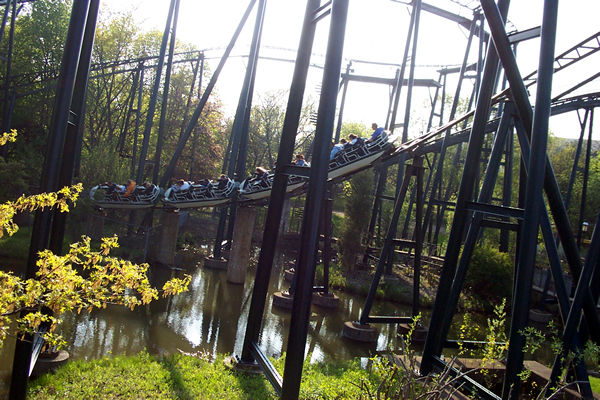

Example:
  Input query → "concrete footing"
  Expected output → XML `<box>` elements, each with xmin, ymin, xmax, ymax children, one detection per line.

<box><xmin>272</xmin><ymin>291</ymin><xmax>294</xmax><ymax>310</ymax></box>
<box><xmin>204</xmin><ymin>257</ymin><xmax>228</xmax><ymax>270</ymax></box>
<box><xmin>398</xmin><ymin>323</ymin><xmax>428</xmax><ymax>344</ymax></box>
<box><xmin>311</xmin><ymin>292</ymin><xmax>339</xmax><ymax>309</ymax></box>
<box><xmin>529</xmin><ymin>308</ymin><xmax>553</xmax><ymax>324</ymax></box>
<box><xmin>227</xmin><ymin>206</ymin><xmax>257</xmax><ymax>284</ymax></box>
<box><xmin>283</xmin><ymin>268</ymin><xmax>295</xmax><ymax>282</ymax></box>
<box><xmin>31</xmin><ymin>350</ymin><xmax>69</xmax><ymax>377</ymax></box>
<box><xmin>225</xmin><ymin>355</ymin><xmax>263</xmax><ymax>375</ymax></box>
<box><xmin>151</xmin><ymin>210</ymin><xmax>180</xmax><ymax>265</ymax></box>
<box><xmin>342</xmin><ymin>321</ymin><xmax>378</xmax><ymax>342</ymax></box>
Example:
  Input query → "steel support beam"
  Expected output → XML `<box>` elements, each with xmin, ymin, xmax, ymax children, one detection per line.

<box><xmin>281</xmin><ymin>3</ymin><xmax>348</xmax><ymax>397</ymax></box>
<box><xmin>153</xmin><ymin>0</ymin><xmax>180</xmax><ymax>183</ymax></box>
<box><xmin>421</xmin><ymin>0</ymin><xmax>507</xmax><ymax>376</ymax></box>
<box><xmin>11</xmin><ymin>2</ymin><xmax>93</xmax><ymax>398</ymax></box>
<box><xmin>241</xmin><ymin>0</ymin><xmax>321</xmax><ymax>368</ymax></box>
<box><xmin>160</xmin><ymin>0</ymin><xmax>257</xmax><ymax>187</ymax></box>
<box><xmin>136</xmin><ymin>0</ymin><xmax>176</xmax><ymax>183</ymax></box>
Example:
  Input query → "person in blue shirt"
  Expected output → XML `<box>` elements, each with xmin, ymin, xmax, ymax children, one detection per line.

<box><xmin>330</xmin><ymin>138</ymin><xmax>347</xmax><ymax>160</ymax></box>
<box><xmin>368</xmin><ymin>123</ymin><xmax>384</xmax><ymax>142</ymax></box>
<box><xmin>295</xmin><ymin>154</ymin><xmax>309</xmax><ymax>167</ymax></box>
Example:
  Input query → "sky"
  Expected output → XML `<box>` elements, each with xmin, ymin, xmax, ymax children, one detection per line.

<box><xmin>98</xmin><ymin>0</ymin><xmax>600</xmax><ymax>139</ymax></box>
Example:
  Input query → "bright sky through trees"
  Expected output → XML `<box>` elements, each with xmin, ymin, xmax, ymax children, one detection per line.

<box><xmin>100</xmin><ymin>0</ymin><xmax>600</xmax><ymax>139</ymax></box>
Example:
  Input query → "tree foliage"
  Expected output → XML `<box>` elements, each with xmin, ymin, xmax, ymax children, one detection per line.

<box><xmin>0</xmin><ymin>235</ymin><xmax>190</xmax><ymax>349</ymax></box>
<box><xmin>2</xmin><ymin>1</ymin><xmax>229</xmax><ymax>190</ymax></box>
<box><xmin>339</xmin><ymin>170</ymin><xmax>374</xmax><ymax>270</ymax></box>
<box><xmin>0</xmin><ymin>133</ymin><xmax>190</xmax><ymax>349</ymax></box>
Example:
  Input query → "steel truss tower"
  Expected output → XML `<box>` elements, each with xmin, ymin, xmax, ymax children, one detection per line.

<box><xmin>421</xmin><ymin>1</ymin><xmax>600</xmax><ymax>399</ymax></box>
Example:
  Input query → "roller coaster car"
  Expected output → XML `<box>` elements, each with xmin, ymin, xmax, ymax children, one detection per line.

<box><xmin>328</xmin><ymin>131</ymin><xmax>391</xmax><ymax>180</ymax></box>
<box><xmin>238</xmin><ymin>173</ymin><xmax>306</xmax><ymax>201</ymax></box>
<box><xmin>89</xmin><ymin>184</ymin><xmax>162</xmax><ymax>209</ymax></box>
<box><xmin>238</xmin><ymin>133</ymin><xmax>392</xmax><ymax>200</ymax></box>
<box><xmin>162</xmin><ymin>179</ymin><xmax>237</xmax><ymax>208</ymax></box>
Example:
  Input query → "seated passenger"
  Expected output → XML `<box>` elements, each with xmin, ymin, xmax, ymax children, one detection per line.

<box><xmin>295</xmin><ymin>154</ymin><xmax>309</xmax><ymax>167</ymax></box>
<box><xmin>102</xmin><ymin>181</ymin><xmax>120</xmax><ymax>200</ymax></box>
<box><xmin>123</xmin><ymin>179</ymin><xmax>136</xmax><ymax>197</ymax></box>
<box><xmin>329</xmin><ymin>138</ymin><xmax>347</xmax><ymax>160</ymax></box>
<box><xmin>367</xmin><ymin>123</ymin><xmax>385</xmax><ymax>142</ymax></box>
<box><xmin>216</xmin><ymin>174</ymin><xmax>230</xmax><ymax>190</ymax></box>
<box><xmin>252</xmin><ymin>167</ymin><xmax>269</xmax><ymax>187</ymax></box>
<box><xmin>103</xmin><ymin>181</ymin><xmax>116</xmax><ymax>192</ymax></box>
<box><xmin>254</xmin><ymin>167</ymin><xmax>268</xmax><ymax>180</ymax></box>
<box><xmin>197</xmin><ymin>178</ymin><xmax>210</xmax><ymax>188</ymax></box>
<box><xmin>171</xmin><ymin>179</ymin><xmax>191</xmax><ymax>192</ymax></box>
<box><xmin>345</xmin><ymin>134</ymin><xmax>364</xmax><ymax>150</ymax></box>
<box><xmin>141</xmin><ymin>181</ymin><xmax>154</xmax><ymax>195</ymax></box>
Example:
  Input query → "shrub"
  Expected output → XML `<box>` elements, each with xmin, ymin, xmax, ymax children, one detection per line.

<box><xmin>464</xmin><ymin>244</ymin><xmax>513</xmax><ymax>312</ymax></box>
<box><xmin>338</xmin><ymin>170</ymin><xmax>373</xmax><ymax>270</ymax></box>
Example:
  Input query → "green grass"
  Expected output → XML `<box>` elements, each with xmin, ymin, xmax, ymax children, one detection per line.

<box><xmin>28</xmin><ymin>352</ymin><xmax>382</xmax><ymax>400</ymax></box>
<box><xmin>591</xmin><ymin>376</ymin><xmax>600</xmax><ymax>394</ymax></box>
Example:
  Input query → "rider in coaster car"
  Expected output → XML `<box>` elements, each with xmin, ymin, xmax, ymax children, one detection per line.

<box><xmin>295</xmin><ymin>154</ymin><xmax>309</xmax><ymax>167</ymax></box>
<box><xmin>216</xmin><ymin>174</ymin><xmax>230</xmax><ymax>190</ymax></box>
<box><xmin>171</xmin><ymin>179</ymin><xmax>191</xmax><ymax>193</ymax></box>
<box><xmin>252</xmin><ymin>167</ymin><xmax>269</xmax><ymax>188</ymax></box>
<box><xmin>330</xmin><ymin>138</ymin><xmax>347</xmax><ymax>161</ymax></box>
<box><xmin>367</xmin><ymin>123</ymin><xmax>384</xmax><ymax>143</ymax></box>
<box><xmin>143</xmin><ymin>182</ymin><xmax>154</xmax><ymax>195</ymax></box>
<box><xmin>122</xmin><ymin>179</ymin><xmax>136</xmax><ymax>198</ymax></box>
<box><xmin>345</xmin><ymin>134</ymin><xmax>365</xmax><ymax>152</ymax></box>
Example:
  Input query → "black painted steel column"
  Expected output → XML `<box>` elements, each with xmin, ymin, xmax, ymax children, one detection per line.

<box><xmin>360</xmin><ymin>159</ymin><xmax>415</xmax><ymax>325</ymax></box>
<box><xmin>160</xmin><ymin>0</ymin><xmax>257</xmax><ymax>187</ymax></box>
<box><xmin>214</xmin><ymin>0</ymin><xmax>266</xmax><ymax>258</ymax></box>
<box><xmin>412</xmin><ymin>158</ymin><xmax>423</xmax><ymax>317</ymax></box>
<box><xmin>363</xmin><ymin>0</ymin><xmax>420</xmax><ymax>257</ymax></box>
<box><xmin>395</xmin><ymin>0</ymin><xmax>422</xmax><ymax>198</ymax></box>
<box><xmin>419</xmin><ymin>14</ymin><xmax>477</xmax><ymax>247</ymax></box>
<box><xmin>1</xmin><ymin>0</ymin><xmax>16</xmax><ymax>158</ymax></box>
<box><xmin>130</xmin><ymin>65</ymin><xmax>144</xmax><ymax>177</ymax></box>
<box><xmin>136</xmin><ymin>0</ymin><xmax>176</xmax><ymax>184</ymax></box>
<box><xmin>480</xmin><ymin>1</ymin><xmax>599</xmax><ymax>339</ymax></box>
<box><xmin>494</xmin><ymin>0</ymin><xmax>557</xmax><ymax>396</ymax></box>
<box><xmin>333</xmin><ymin>62</ymin><xmax>351</xmax><ymax>143</ymax></box>
<box><xmin>12</xmin><ymin>2</ymin><xmax>92</xmax><ymax>398</ymax></box>
<box><xmin>499</xmin><ymin>127</ymin><xmax>514</xmax><ymax>252</ymax></box>
<box><xmin>49</xmin><ymin>0</ymin><xmax>100</xmax><ymax>255</ymax></box>
<box><xmin>240</xmin><ymin>0</ymin><xmax>320</xmax><ymax>365</ymax></box>
<box><xmin>548</xmin><ymin>210</ymin><xmax>600</xmax><ymax>397</ymax></box>
<box><xmin>117</xmin><ymin>69</ymin><xmax>141</xmax><ymax>154</ymax></box>
<box><xmin>421</xmin><ymin>0</ymin><xmax>508</xmax><ymax>376</ymax></box>
<box><xmin>281</xmin><ymin>1</ymin><xmax>348</xmax><ymax>398</ymax></box>
<box><xmin>153</xmin><ymin>0</ymin><xmax>180</xmax><ymax>183</ymax></box>
<box><xmin>436</xmin><ymin>103</ymin><xmax>514</xmax><ymax>352</ymax></box>
<box><xmin>576</xmin><ymin>109</ymin><xmax>593</xmax><ymax>248</ymax></box>
<box><xmin>0</xmin><ymin>0</ymin><xmax>11</xmax><ymax>47</ymax></box>
<box><xmin>514</xmin><ymin>121</ymin><xmax>591</xmax><ymax>395</ymax></box>
<box><xmin>225</xmin><ymin>0</ymin><xmax>267</xmax><ymax>247</ymax></box>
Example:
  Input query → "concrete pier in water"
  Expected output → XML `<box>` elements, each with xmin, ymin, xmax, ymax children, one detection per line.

<box><xmin>227</xmin><ymin>206</ymin><xmax>257</xmax><ymax>284</ymax></box>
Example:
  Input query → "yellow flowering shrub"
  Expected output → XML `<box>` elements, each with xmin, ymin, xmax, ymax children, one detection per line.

<box><xmin>0</xmin><ymin>131</ymin><xmax>190</xmax><ymax>348</ymax></box>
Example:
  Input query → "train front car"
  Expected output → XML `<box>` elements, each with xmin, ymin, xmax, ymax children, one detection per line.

<box><xmin>89</xmin><ymin>184</ymin><xmax>162</xmax><ymax>209</ymax></box>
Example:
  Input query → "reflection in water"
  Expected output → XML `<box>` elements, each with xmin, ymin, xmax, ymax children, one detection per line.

<box><xmin>0</xmin><ymin>250</ymin><xmax>420</xmax><ymax>395</ymax></box>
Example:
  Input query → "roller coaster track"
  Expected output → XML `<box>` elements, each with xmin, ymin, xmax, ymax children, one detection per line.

<box><xmin>93</xmin><ymin>91</ymin><xmax>600</xmax><ymax>212</ymax></box>
<box><xmin>522</xmin><ymin>31</ymin><xmax>600</xmax><ymax>88</ymax></box>
<box><xmin>93</xmin><ymin>29</ymin><xmax>600</xmax><ymax>212</ymax></box>
<box><xmin>383</xmin><ymin>91</ymin><xmax>600</xmax><ymax>166</ymax></box>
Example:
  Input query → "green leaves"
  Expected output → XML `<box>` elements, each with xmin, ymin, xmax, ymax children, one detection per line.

<box><xmin>0</xmin><ymin>234</ymin><xmax>190</xmax><ymax>349</ymax></box>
